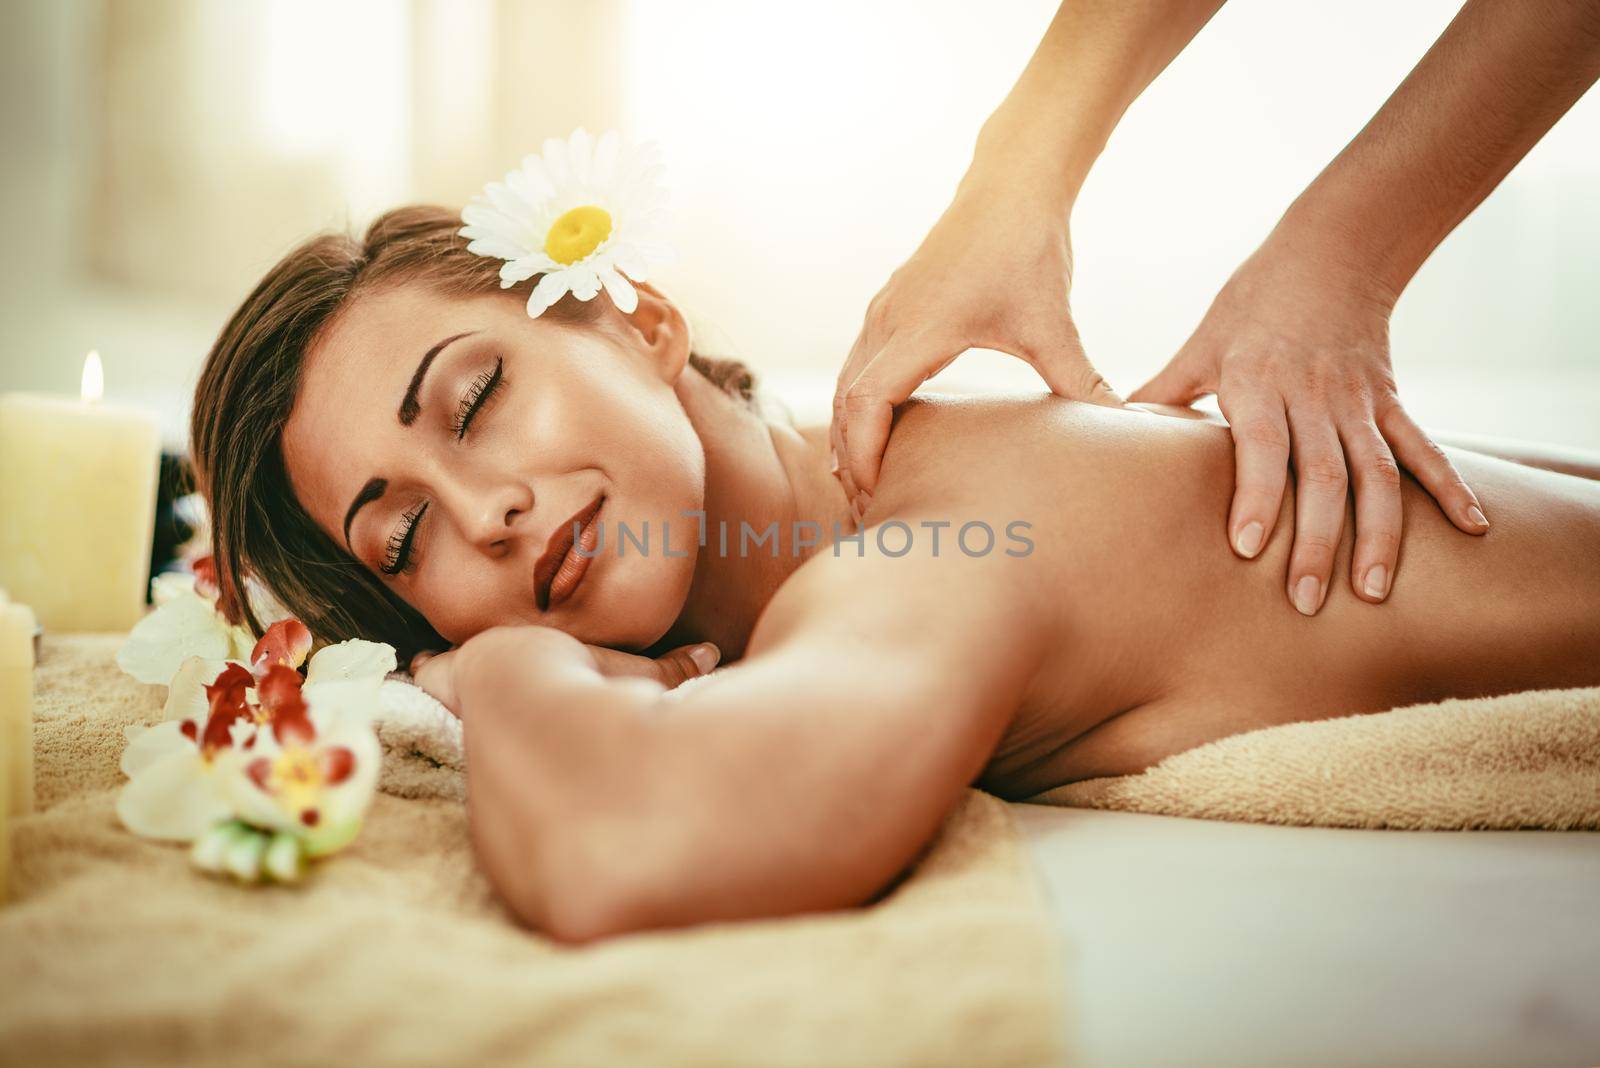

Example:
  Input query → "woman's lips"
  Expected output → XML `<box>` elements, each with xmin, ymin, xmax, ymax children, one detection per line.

<box><xmin>534</xmin><ymin>494</ymin><xmax>605</xmax><ymax>612</ymax></box>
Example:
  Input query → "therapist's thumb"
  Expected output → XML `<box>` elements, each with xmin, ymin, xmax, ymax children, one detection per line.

<box><xmin>1129</xmin><ymin>345</ymin><xmax>1211</xmax><ymax>405</ymax></box>
<box><xmin>1028</xmin><ymin>323</ymin><xmax>1124</xmax><ymax>407</ymax></box>
<box><xmin>841</xmin><ymin>334</ymin><xmax>950</xmax><ymax>495</ymax></box>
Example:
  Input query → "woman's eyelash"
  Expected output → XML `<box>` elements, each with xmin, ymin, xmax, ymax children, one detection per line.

<box><xmin>380</xmin><ymin>500</ymin><xmax>428</xmax><ymax>576</ymax></box>
<box><xmin>450</xmin><ymin>356</ymin><xmax>505</xmax><ymax>440</ymax></box>
<box><xmin>381</xmin><ymin>358</ymin><xmax>504</xmax><ymax>577</ymax></box>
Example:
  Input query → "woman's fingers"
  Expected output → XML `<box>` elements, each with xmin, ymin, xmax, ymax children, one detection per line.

<box><xmin>410</xmin><ymin>646</ymin><xmax>463</xmax><ymax>716</ymax></box>
<box><xmin>1217</xmin><ymin>384</ymin><xmax>1291</xmax><ymax>561</ymax></box>
<box><xmin>1284</xmin><ymin>413</ymin><xmax>1349</xmax><ymax>616</ymax></box>
<box><xmin>588</xmin><ymin>643</ymin><xmax>720</xmax><ymax>690</ymax></box>
<box><xmin>1339</xmin><ymin>418</ymin><xmax>1404</xmax><ymax>603</ymax></box>
<box><xmin>1379</xmin><ymin>404</ymin><xmax>1490</xmax><ymax>535</ymax></box>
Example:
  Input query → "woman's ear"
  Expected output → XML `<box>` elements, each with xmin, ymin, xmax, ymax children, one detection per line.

<box><xmin>617</xmin><ymin>281</ymin><xmax>690</xmax><ymax>383</ymax></box>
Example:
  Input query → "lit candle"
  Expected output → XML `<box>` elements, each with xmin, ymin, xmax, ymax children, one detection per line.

<box><xmin>0</xmin><ymin>352</ymin><xmax>162</xmax><ymax>631</ymax></box>
<box><xmin>0</xmin><ymin>588</ymin><xmax>36</xmax><ymax>903</ymax></box>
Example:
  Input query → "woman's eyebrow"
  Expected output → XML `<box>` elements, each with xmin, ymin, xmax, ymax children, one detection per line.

<box><xmin>398</xmin><ymin>330</ymin><xmax>479</xmax><ymax>426</ymax></box>
<box><xmin>342</xmin><ymin>330</ymin><xmax>481</xmax><ymax>552</ymax></box>
<box><xmin>343</xmin><ymin>477</ymin><xmax>388</xmax><ymax>551</ymax></box>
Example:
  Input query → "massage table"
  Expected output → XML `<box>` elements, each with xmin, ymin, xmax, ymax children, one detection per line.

<box><xmin>1015</xmin><ymin>804</ymin><xmax>1600</xmax><ymax>1066</ymax></box>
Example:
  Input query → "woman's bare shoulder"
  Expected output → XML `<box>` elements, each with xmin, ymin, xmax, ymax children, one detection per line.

<box><xmin>856</xmin><ymin>392</ymin><xmax>1229</xmax><ymax>518</ymax></box>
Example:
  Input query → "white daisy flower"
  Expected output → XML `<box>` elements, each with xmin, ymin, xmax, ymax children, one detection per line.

<box><xmin>459</xmin><ymin>127</ymin><xmax>676</xmax><ymax>319</ymax></box>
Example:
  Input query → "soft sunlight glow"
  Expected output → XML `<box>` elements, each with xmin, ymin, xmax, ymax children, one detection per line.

<box><xmin>620</xmin><ymin>0</ymin><xmax>1600</xmax><ymax>413</ymax></box>
<box><xmin>80</xmin><ymin>351</ymin><xmax>104</xmax><ymax>405</ymax></box>
<box><xmin>254</xmin><ymin>0</ymin><xmax>411</xmax><ymax>221</ymax></box>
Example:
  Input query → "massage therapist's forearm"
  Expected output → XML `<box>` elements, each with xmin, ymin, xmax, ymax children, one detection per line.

<box><xmin>970</xmin><ymin>0</ymin><xmax>1226</xmax><ymax>203</ymax></box>
<box><xmin>1271</xmin><ymin>0</ymin><xmax>1600</xmax><ymax>299</ymax></box>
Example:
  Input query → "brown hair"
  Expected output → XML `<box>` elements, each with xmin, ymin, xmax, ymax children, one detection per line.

<box><xmin>191</xmin><ymin>204</ymin><xmax>755</xmax><ymax>663</ymax></box>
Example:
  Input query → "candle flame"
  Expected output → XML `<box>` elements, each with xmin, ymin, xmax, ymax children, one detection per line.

<box><xmin>81</xmin><ymin>350</ymin><xmax>104</xmax><ymax>404</ymax></box>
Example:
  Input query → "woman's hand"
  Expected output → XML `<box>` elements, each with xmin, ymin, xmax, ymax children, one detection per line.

<box><xmin>830</xmin><ymin>174</ymin><xmax>1124</xmax><ymax>513</ymax></box>
<box><xmin>1130</xmin><ymin>231</ymin><xmax>1489</xmax><ymax>615</ymax></box>
<box><xmin>409</xmin><ymin>628</ymin><xmax>719</xmax><ymax>717</ymax></box>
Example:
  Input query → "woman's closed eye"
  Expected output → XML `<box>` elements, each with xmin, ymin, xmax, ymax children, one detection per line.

<box><xmin>381</xmin><ymin>356</ymin><xmax>509</xmax><ymax>576</ymax></box>
<box><xmin>381</xmin><ymin>500</ymin><xmax>428</xmax><ymax>576</ymax></box>
<box><xmin>450</xmin><ymin>355</ymin><xmax>505</xmax><ymax>440</ymax></box>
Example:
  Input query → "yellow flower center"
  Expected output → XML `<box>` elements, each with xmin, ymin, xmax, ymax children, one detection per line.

<box><xmin>543</xmin><ymin>205</ymin><xmax>612</xmax><ymax>265</ymax></box>
<box><xmin>266</xmin><ymin>748</ymin><xmax>324</xmax><ymax>811</ymax></box>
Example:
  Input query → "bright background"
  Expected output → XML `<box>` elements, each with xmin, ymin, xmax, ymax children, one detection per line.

<box><xmin>2</xmin><ymin>0</ymin><xmax>1597</xmax><ymax>450</ymax></box>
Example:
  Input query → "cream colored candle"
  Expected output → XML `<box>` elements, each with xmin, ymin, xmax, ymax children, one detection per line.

<box><xmin>0</xmin><ymin>723</ymin><xmax>8</xmax><ymax>903</ymax></box>
<box><xmin>1</xmin><ymin>588</ymin><xmax>36</xmax><ymax>902</ymax></box>
<box><xmin>0</xmin><ymin>352</ymin><xmax>162</xmax><ymax>632</ymax></box>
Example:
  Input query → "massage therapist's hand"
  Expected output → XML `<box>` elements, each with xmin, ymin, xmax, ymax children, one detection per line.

<box><xmin>410</xmin><ymin>627</ymin><xmax>719</xmax><ymax>717</ymax></box>
<box><xmin>1130</xmin><ymin>231</ymin><xmax>1489</xmax><ymax>615</ymax></box>
<box><xmin>831</xmin><ymin>168</ymin><xmax>1124</xmax><ymax>509</ymax></box>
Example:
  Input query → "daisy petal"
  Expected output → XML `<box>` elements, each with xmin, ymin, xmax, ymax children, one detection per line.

<box><xmin>542</xmin><ymin>135</ymin><xmax>571</xmax><ymax>189</ymax></box>
<box><xmin>568</xmin><ymin>127</ymin><xmax>592</xmax><ymax>187</ymax></box>
<box><xmin>527</xmin><ymin>271</ymin><xmax>572</xmax><ymax>317</ymax></box>
<box><xmin>508</xmin><ymin>163</ymin><xmax>555</xmax><ymax>204</ymax></box>
<box><xmin>598</xmin><ymin>267</ymin><xmax>638</xmax><ymax>313</ymax></box>
<box><xmin>568</xmin><ymin>268</ymin><xmax>603</xmax><ymax>302</ymax></box>
<box><xmin>500</xmin><ymin>255</ymin><xmax>547</xmax><ymax>287</ymax></box>
<box><xmin>461</xmin><ymin>202</ymin><xmax>517</xmax><ymax>233</ymax></box>
<box><xmin>463</xmin><ymin>233</ymin><xmax>531</xmax><ymax>263</ymax></box>
<box><xmin>608</xmin><ymin>241</ymin><xmax>651</xmax><ymax>282</ymax></box>
<box><xmin>592</xmin><ymin>130</ymin><xmax>619</xmax><ymax>188</ymax></box>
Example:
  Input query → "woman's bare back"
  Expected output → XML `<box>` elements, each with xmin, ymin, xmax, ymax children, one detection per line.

<box><xmin>858</xmin><ymin>393</ymin><xmax>1600</xmax><ymax>796</ymax></box>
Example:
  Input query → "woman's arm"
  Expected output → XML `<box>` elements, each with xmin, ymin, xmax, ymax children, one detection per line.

<box><xmin>447</xmin><ymin>551</ymin><xmax>1044</xmax><ymax>943</ymax></box>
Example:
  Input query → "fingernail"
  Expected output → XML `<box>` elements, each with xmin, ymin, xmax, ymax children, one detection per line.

<box><xmin>1363</xmin><ymin>563</ymin><xmax>1388</xmax><ymax>600</ymax></box>
<box><xmin>1466</xmin><ymin>505</ymin><xmax>1489</xmax><ymax>529</ymax></box>
<box><xmin>829</xmin><ymin>448</ymin><xmax>840</xmax><ymax>475</ymax></box>
<box><xmin>1292</xmin><ymin>575</ymin><xmax>1321</xmax><ymax>616</ymax></box>
<box><xmin>688</xmin><ymin>644</ymin><xmax>720</xmax><ymax>674</ymax></box>
<box><xmin>1233</xmin><ymin>521</ymin><xmax>1264</xmax><ymax>559</ymax></box>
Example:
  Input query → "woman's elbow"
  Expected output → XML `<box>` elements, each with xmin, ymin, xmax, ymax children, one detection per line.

<box><xmin>476</xmin><ymin>800</ymin><xmax>922</xmax><ymax>942</ymax></box>
<box><xmin>478</xmin><ymin>817</ymin><xmax>685</xmax><ymax>944</ymax></box>
<box><xmin>491</xmin><ymin>844</ymin><xmax>893</xmax><ymax>944</ymax></box>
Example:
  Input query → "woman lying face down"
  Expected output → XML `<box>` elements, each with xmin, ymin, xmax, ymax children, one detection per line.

<box><xmin>195</xmin><ymin>206</ymin><xmax>1600</xmax><ymax>942</ymax></box>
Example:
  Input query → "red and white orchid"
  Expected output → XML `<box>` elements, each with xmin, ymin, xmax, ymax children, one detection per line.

<box><xmin>116</xmin><ymin>555</ymin><xmax>284</xmax><ymax>686</ymax></box>
<box><xmin>116</xmin><ymin>567</ymin><xmax>397</xmax><ymax>884</ymax></box>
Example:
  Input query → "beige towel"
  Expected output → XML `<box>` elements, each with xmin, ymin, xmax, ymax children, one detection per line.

<box><xmin>1031</xmin><ymin>686</ymin><xmax>1600</xmax><ymax>830</ymax></box>
<box><xmin>1</xmin><ymin>635</ymin><xmax>1065</xmax><ymax>1068</ymax></box>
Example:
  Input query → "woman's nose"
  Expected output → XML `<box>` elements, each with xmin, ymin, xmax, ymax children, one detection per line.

<box><xmin>451</xmin><ymin>478</ymin><xmax>534</xmax><ymax>552</ymax></box>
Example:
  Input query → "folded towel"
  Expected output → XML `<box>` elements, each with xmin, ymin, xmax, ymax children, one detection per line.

<box><xmin>372</xmin><ymin>674</ymin><xmax>465</xmax><ymax>801</ymax></box>
<box><xmin>2</xmin><ymin>635</ymin><xmax>1065</xmax><ymax>1068</ymax></box>
<box><xmin>370</xmin><ymin>666</ymin><xmax>724</xmax><ymax>802</ymax></box>
<box><xmin>1029</xmin><ymin>686</ymin><xmax>1600</xmax><ymax>830</ymax></box>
